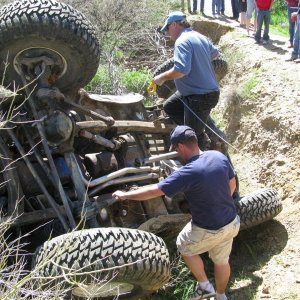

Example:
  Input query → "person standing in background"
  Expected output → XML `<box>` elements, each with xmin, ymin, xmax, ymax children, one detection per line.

<box><xmin>246</xmin><ymin>0</ymin><xmax>257</xmax><ymax>36</ymax></box>
<box><xmin>213</xmin><ymin>0</ymin><xmax>222</xmax><ymax>17</ymax></box>
<box><xmin>231</xmin><ymin>0</ymin><xmax>240</xmax><ymax>20</ymax></box>
<box><xmin>239</xmin><ymin>0</ymin><xmax>247</xmax><ymax>27</ymax></box>
<box><xmin>254</xmin><ymin>0</ymin><xmax>274</xmax><ymax>44</ymax></box>
<box><xmin>193</xmin><ymin>0</ymin><xmax>205</xmax><ymax>14</ymax></box>
<box><xmin>221</xmin><ymin>0</ymin><xmax>226</xmax><ymax>15</ymax></box>
<box><xmin>286</xmin><ymin>0</ymin><xmax>299</xmax><ymax>47</ymax></box>
<box><xmin>287</xmin><ymin>1</ymin><xmax>300</xmax><ymax>61</ymax></box>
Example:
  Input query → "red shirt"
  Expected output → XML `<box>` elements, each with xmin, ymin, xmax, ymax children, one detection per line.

<box><xmin>256</xmin><ymin>0</ymin><xmax>273</xmax><ymax>9</ymax></box>
<box><xmin>286</xmin><ymin>0</ymin><xmax>298</xmax><ymax>8</ymax></box>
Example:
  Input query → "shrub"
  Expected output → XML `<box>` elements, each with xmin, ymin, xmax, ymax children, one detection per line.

<box><xmin>85</xmin><ymin>66</ymin><xmax>114</xmax><ymax>94</ymax></box>
<box><xmin>121</xmin><ymin>69</ymin><xmax>152</xmax><ymax>95</ymax></box>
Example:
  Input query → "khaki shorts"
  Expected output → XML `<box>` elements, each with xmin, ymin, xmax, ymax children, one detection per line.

<box><xmin>176</xmin><ymin>215</ymin><xmax>240</xmax><ymax>265</ymax></box>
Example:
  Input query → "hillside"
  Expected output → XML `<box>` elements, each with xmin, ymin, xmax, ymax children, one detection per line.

<box><xmin>210</xmin><ymin>19</ymin><xmax>300</xmax><ymax>300</ymax></box>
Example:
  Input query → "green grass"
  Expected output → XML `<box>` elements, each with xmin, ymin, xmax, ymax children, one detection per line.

<box><xmin>211</xmin><ymin>111</ymin><xmax>226</xmax><ymax>131</ymax></box>
<box><xmin>270</xmin><ymin>0</ymin><xmax>289</xmax><ymax>36</ymax></box>
<box><xmin>121</xmin><ymin>68</ymin><xmax>152</xmax><ymax>95</ymax></box>
<box><xmin>85</xmin><ymin>66</ymin><xmax>113</xmax><ymax>94</ymax></box>
<box><xmin>158</xmin><ymin>254</ymin><xmax>215</xmax><ymax>300</ymax></box>
<box><xmin>241</xmin><ymin>73</ymin><xmax>259</xmax><ymax>99</ymax></box>
<box><xmin>85</xmin><ymin>66</ymin><xmax>152</xmax><ymax>96</ymax></box>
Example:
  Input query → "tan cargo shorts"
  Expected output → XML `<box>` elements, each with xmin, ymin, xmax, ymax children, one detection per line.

<box><xmin>176</xmin><ymin>215</ymin><xmax>240</xmax><ymax>265</ymax></box>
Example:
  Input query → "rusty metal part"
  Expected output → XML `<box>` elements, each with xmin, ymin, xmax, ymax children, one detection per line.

<box><xmin>20</xmin><ymin>70</ymin><xmax>76</xmax><ymax>229</ymax></box>
<box><xmin>64</xmin><ymin>152</ymin><xmax>98</xmax><ymax>228</ymax></box>
<box><xmin>18</xmin><ymin>55</ymin><xmax>55</xmax><ymax>70</ymax></box>
<box><xmin>0</xmin><ymin>136</ymin><xmax>24</xmax><ymax>216</ymax></box>
<box><xmin>76</xmin><ymin>120</ymin><xmax>174</xmax><ymax>134</ymax></box>
<box><xmin>94</xmin><ymin>194</ymin><xmax>119</xmax><ymax>210</ymax></box>
<box><xmin>64</xmin><ymin>98</ymin><xmax>115</xmax><ymax>126</ymax></box>
<box><xmin>7</xmin><ymin>128</ymin><xmax>70</xmax><ymax>231</ymax></box>
<box><xmin>36</xmin><ymin>87</ymin><xmax>65</xmax><ymax>102</ymax></box>
<box><xmin>76</xmin><ymin>159</ymin><xmax>157</xmax><ymax>188</ymax></box>
<box><xmin>89</xmin><ymin>172</ymin><xmax>160</xmax><ymax>197</ymax></box>
<box><xmin>43</xmin><ymin>110</ymin><xmax>74</xmax><ymax>146</ymax></box>
<box><xmin>84</xmin><ymin>152</ymin><xmax>118</xmax><ymax>179</ymax></box>
<box><xmin>79</xmin><ymin>130</ymin><xmax>121</xmax><ymax>150</ymax></box>
<box><xmin>140</xmin><ymin>151</ymin><xmax>178</xmax><ymax>165</ymax></box>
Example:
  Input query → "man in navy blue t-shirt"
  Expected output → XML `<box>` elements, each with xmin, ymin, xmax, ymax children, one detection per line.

<box><xmin>112</xmin><ymin>126</ymin><xmax>240</xmax><ymax>300</ymax></box>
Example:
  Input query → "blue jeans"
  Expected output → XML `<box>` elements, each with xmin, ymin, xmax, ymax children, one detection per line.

<box><xmin>231</xmin><ymin>0</ymin><xmax>239</xmax><ymax>18</ymax></box>
<box><xmin>255</xmin><ymin>9</ymin><xmax>271</xmax><ymax>42</ymax></box>
<box><xmin>193</xmin><ymin>0</ymin><xmax>205</xmax><ymax>12</ymax></box>
<box><xmin>212</xmin><ymin>0</ymin><xmax>221</xmax><ymax>15</ymax></box>
<box><xmin>246</xmin><ymin>0</ymin><xmax>257</xmax><ymax>19</ymax></box>
<box><xmin>288</xmin><ymin>7</ymin><xmax>298</xmax><ymax>45</ymax></box>
<box><xmin>221</xmin><ymin>0</ymin><xmax>225</xmax><ymax>13</ymax></box>
<box><xmin>292</xmin><ymin>16</ymin><xmax>300</xmax><ymax>58</ymax></box>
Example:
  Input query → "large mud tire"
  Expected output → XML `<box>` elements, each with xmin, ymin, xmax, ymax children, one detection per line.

<box><xmin>32</xmin><ymin>227</ymin><xmax>170</xmax><ymax>298</ymax></box>
<box><xmin>237</xmin><ymin>188</ymin><xmax>282</xmax><ymax>231</ymax></box>
<box><xmin>0</xmin><ymin>0</ymin><xmax>100</xmax><ymax>93</ymax></box>
<box><xmin>154</xmin><ymin>58</ymin><xmax>228</xmax><ymax>99</ymax></box>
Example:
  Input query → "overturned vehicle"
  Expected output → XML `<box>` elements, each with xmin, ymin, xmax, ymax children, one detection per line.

<box><xmin>0</xmin><ymin>0</ymin><xmax>282</xmax><ymax>298</ymax></box>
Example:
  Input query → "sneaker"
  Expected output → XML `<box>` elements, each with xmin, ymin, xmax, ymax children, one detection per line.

<box><xmin>216</xmin><ymin>293</ymin><xmax>228</xmax><ymax>300</ymax></box>
<box><xmin>294</xmin><ymin>58</ymin><xmax>300</xmax><ymax>63</ymax></box>
<box><xmin>262</xmin><ymin>39</ymin><xmax>268</xmax><ymax>45</ymax></box>
<box><xmin>189</xmin><ymin>286</ymin><xmax>216</xmax><ymax>300</ymax></box>
<box><xmin>285</xmin><ymin>56</ymin><xmax>297</xmax><ymax>62</ymax></box>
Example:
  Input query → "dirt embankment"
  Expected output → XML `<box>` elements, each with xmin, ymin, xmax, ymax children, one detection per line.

<box><xmin>211</xmin><ymin>20</ymin><xmax>300</xmax><ymax>300</ymax></box>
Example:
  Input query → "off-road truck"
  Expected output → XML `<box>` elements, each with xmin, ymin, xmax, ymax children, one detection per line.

<box><xmin>0</xmin><ymin>0</ymin><xmax>282</xmax><ymax>298</ymax></box>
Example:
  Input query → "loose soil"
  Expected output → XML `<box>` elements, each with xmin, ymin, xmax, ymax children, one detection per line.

<box><xmin>203</xmin><ymin>16</ymin><xmax>300</xmax><ymax>300</ymax></box>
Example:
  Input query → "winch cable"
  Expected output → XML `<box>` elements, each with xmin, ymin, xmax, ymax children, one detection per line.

<box><xmin>156</xmin><ymin>83</ymin><xmax>300</xmax><ymax>195</ymax></box>
<box><xmin>179</xmin><ymin>97</ymin><xmax>240</xmax><ymax>153</ymax></box>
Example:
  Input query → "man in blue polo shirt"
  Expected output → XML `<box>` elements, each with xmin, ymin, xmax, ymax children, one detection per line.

<box><xmin>112</xmin><ymin>126</ymin><xmax>240</xmax><ymax>300</ymax></box>
<box><xmin>154</xmin><ymin>11</ymin><xmax>220</xmax><ymax>151</ymax></box>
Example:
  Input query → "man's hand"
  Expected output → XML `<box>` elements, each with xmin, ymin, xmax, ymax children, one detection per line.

<box><xmin>154</xmin><ymin>74</ymin><xmax>166</xmax><ymax>86</ymax></box>
<box><xmin>112</xmin><ymin>185</ymin><xmax>164</xmax><ymax>202</ymax></box>
<box><xmin>154</xmin><ymin>67</ymin><xmax>185</xmax><ymax>87</ymax></box>
<box><xmin>112</xmin><ymin>190</ymin><xmax>127</xmax><ymax>201</ymax></box>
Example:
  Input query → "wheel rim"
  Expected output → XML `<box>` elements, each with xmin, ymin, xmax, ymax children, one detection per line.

<box><xmin>72</xmin><ymin>281</ymin><xmax>134</xmax><ymax>298</ymax></box>
<box><xmin>13</xmin><ymin>47</ymin><xmax>67</xmax><ymax>80</ymax></box>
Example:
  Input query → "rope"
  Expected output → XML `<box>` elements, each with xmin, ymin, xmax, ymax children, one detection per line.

<box><xmin>159</xmin><ymin>84</ymin><xmax>300</xmax><ymax>195</ymax></box>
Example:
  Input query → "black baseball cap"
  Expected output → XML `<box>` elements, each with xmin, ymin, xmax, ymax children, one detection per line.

<box><xmin>170</xmin><ymin>125</ymin><xmax>197</xmax><ymax>150</ymax></box>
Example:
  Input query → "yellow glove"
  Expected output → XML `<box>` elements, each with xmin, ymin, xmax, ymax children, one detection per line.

<box><xmin>147</xmin><ymin>81</ymin><xmax>157</xmax><ymax>95</ymax></box>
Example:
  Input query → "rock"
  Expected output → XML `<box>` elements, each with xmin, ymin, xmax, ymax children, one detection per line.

<box><xmin>262</xmin><ymin>286</ymin><xmax>270</xmax><ymax>294</ymax></box>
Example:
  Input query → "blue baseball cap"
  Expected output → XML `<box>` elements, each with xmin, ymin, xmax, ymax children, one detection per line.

<box><xmin>161</xmin><ymin>11</ymin><xmax>186</xmax><ymax>32</ymax></box>
<box><xmin>170</xmin><ymin>125</ymin><xmax>197</xmax><ymax>147</ymax></box>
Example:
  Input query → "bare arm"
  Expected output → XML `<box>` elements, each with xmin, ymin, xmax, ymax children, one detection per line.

<box><xmin>229</xmin><ymin>177</ymin><xmax>237</xmax><ymax>196</ymax></box>
<box><xmin>112</xmin><ymin>184</ymin><xmax>165</xmax><ymax>201</ymax></box>
<box><xmin>153</xmin><ymin>67</ymin><xmax>185</xmax><ymax>86</ymax></box>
